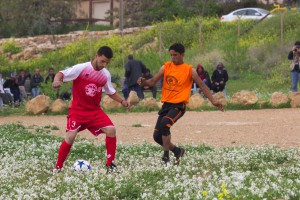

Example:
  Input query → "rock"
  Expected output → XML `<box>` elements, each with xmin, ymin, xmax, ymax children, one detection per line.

<box><xmin>187</xmin><ymin>93</ymin><xmax>205</xmax><ymax>109</ymax></box>
<box><xmin>207</xmin><ymin>92</ymin><xmax>227</xmax><ymax>106</ymax></box>
<box><xmin>140</xmin><ymin>97</ymin><xmax>158</xmax><ymax>108</ymax></box>
<box><xmin>127</xmin><ymin>91</ymin><xmax>139</xmax><ymax>106</ymax></box>
<box><xmin>26</xmin><ymin>95</ymin><xmax>50</xmax><ymax>114</ymax></box>
<box><xmin>270</xmin><ymin>92</ymin><xmax>289</xmax><ymax>106</ymax></box>
<box><xmin>288</xmin><ymin>92</ymin><xmax>300</xmax><ymax>108</ymax></box>
<box><xmin>102</xmin><ymin>95</ymin><xmax>122</xmax><ymax>109</ymax></box>
<box><xmin>51</xmin><ymin>99</ymin><xmax>68</xmax><ymax>112</ymax></box>
<box><xmin>230</xmin><ymin>90</ymin><xmax>258</xmax><ymax>105</ymax></box>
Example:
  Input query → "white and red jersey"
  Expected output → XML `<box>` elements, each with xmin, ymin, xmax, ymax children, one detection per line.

<box><xmin>60</xmin><ymin>62</ymin><xmax>116</xmax><ymax>111</ymax></box>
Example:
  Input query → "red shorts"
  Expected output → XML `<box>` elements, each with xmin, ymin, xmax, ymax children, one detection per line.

<box><xmin>66</xmin><ymin>109</ymin><xmax>114</xmax><ymax>136</ymax></box>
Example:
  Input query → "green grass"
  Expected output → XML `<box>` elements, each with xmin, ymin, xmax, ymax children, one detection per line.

<box><xmin>1</xmin><ymin>123</ymin><xmax>300</xmax><ymax>199</ymax></box>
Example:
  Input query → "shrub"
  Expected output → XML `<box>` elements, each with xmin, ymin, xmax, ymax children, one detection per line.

<box><xmin>2</xmin><ymin>40</ymin><xmax>22</xmax><ymax>54</ymax></box>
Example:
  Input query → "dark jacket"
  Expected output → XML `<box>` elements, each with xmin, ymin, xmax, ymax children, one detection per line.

<box><xmin>288</xmin><ymin>51</ymin><xmax>300</xmax><ymax>72</ymax></box>
<box><xmin>211</xmin><ymin>69</ymin><xmax>228</xmax><ymax>92</ymax></box>
<box><xmin>30</xmin><ymin>75</ymin><xmax>44</xmax><ymax>88</ymax></box>
<box><xmin>125</xmin><ymin>60</ymin><xmax>147</xmax><ymax>87</ymax></box>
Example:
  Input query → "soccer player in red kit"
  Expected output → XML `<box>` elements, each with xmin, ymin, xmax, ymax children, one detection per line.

<box><xmin>52</xmin><ymin>46</ymin><xmax>130</xmax><ymax>173</ymax></box>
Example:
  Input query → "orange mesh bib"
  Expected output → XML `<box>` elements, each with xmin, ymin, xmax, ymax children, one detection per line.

<box><xmin>161</xmin><ymin>62</ymin><xmax>193</xmax><ymax>104</ymax></box>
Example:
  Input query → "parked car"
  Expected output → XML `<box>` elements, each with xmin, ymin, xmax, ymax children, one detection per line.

<box><xmin>221</xmin><ymin>8</ymin><xmax>272</xmax><ymax>22</ymax></box>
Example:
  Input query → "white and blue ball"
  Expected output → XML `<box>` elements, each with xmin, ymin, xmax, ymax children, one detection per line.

<box><xmin>73</xmin><ymin>160</ymin><xmax>91</xmax><ymax>173</ymax></box>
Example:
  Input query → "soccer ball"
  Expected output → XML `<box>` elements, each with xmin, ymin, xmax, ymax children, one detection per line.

<box><xmin>73</xmin><ymin>160</ymin><xmax>91</xmax><ymax>173</ymax></box>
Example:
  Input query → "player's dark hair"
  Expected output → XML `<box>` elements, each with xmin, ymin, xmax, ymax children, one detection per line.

<box><xmin>97</xmin><ymin>46</ymin><xmax>113</xmax><ymax>59</ymax></box>
<box><xmin>169</xmin><ymin>43</ymin><xmax>185</xmax><ymax>54</ymax></box>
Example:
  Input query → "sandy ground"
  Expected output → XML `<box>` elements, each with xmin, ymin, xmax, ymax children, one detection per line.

<box><xmin>1</xmin><ymin>108</ymin><xmax>300</xmax><ymax>148</ymax></box>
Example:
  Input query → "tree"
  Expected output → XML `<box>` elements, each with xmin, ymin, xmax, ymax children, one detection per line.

<box><xmin>0</xmin><ymin>0</ymin><xmax>80</xmax><ymax>37</ymax></box>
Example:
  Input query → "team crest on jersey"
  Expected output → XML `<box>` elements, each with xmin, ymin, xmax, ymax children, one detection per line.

<box><xmin>85</xmin><ymin>83</ymin><xmax>98</xmax><ymax>97</ymax></box>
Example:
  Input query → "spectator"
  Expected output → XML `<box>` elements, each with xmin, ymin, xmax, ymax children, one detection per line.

<box><xmin>0</xmin><ymin>73</ymin><xmax>4</xmax><ymax>108</ymax></box>
<box><xmin>288</xmin><ymin>41</ymin><xmax>300</xmax><ymax>92</ymax></box>
<box><xmin>45</xmin><ymin>67</ymin><xmax>55</xmax><ymax>84</ymax></box>
<box><xmin>125</xmin><ymin>54</ymin><xmax>147</xmax><ymax>99</ymax></box>
<box><xmin>211</xmin><ymin>62</ymin><xmax>229</xmax><ymax>94</ymax></box>
<box><xmin>121</xmin><ymin>77</ymin><xmax>129</xmax><ymax>100</ymax></box>
<box><xmin>3</xmin><ymin>72</ymin><xmax>20</xmax><ymax>106</ymax></box>
<box><xmin>30</xmin><ymin>68</ymin><xmax>44</xmax><ymax>98</ymax></box>
<box><xmin>195</xmin><ymin>64</ymin><xmax>211</xmax><ymax>90</ymax></box>
<box><xmin>142</xmin><ymin>68</ymin><xmax>157</xmax><ymax>99</ymax></box>
<box><xmin>18</xmin><ymin>69</ymin><xmax>31</xmax><ymax>101</ymax></box>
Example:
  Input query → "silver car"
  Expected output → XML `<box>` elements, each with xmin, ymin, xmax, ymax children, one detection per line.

<box><xmin>221</xmin><ymin>8</ymin><xmax>272</xmax><ymax>22</ymax></box>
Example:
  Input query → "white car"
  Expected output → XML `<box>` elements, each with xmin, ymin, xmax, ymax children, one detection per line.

<box><xmin>220</xmin><ymin>8</ymin><xmax>272</xmax><ymax>22</ymax></box>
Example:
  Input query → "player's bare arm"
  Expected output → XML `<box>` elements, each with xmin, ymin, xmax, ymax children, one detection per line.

<box><xmin>108</xmin><ymin>92</ymin><xmax>131</xmax><ymax>109</ymax></box>
<box><xmin>52</xmin><ymin>72</ymin><xmax>63</xmax><ymax>88</ymax></box>
<box><xmin>137</xmin><ymin>65</ymin><xmax>164</xmax><ymax>86</ymax></box>
<box><xmin>192</xmin><ymin>69</ymin><xmax>224</xmax><ymax>111</ymax></box>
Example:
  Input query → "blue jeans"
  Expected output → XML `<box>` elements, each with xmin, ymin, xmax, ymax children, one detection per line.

<box><xmin>291</xmin><ymin>71</ymin><xmax>300</xmax><ymax>92</ymax></box>
<box><xmin>128</xmin><ymin>84</ymin><xmax>144</xmax><ymax>99</ymax></box>
<box><xmin>31</xmin><ymin>87</ymin><xmax>41</xmax><ymax>98</ymax></box>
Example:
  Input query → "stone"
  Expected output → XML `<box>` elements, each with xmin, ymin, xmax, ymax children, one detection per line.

<box><xmin>230</xmin><ymin>90</ymin><xmax>258</xmax><ymax>105</ymax></box>
<box><xmin>270</xmin><ymin>92</ymin><xmax>289</xmax><ymax>106</ymax></box>
<box><xmin>51</xmin><ymin>99</ymin><xmax>68</xmax><ymax>112</ymax></box>
<box><xmin>288</xmin><ymin>92</ymin><xmax>300</xmax><ymax>108</ymax></box>
<box><xmin>25</xmin><ymin>95</ymin><xmax>50</xmax><ymax>114</ymax></box>
<box><xmin>140</xmin><ymin>97</ymin><xmax>158</xmax><ymax>108</ymax></box>
<box><xmin>102</xmin><ymin>95</ymin><xmax>122</xmax><ymax>109</ymax></box>
<box><xmin>127</xmin><ymin>91</ymin><xmax>139</xmax><ymax>106</ymax></box>
<box><xmin>187</xmin><ymin>93</ymin><xmax>205</xmax><ymax>109</ymax></box>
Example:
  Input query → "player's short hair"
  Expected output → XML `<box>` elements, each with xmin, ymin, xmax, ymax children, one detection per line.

<box><xmin>169</xmin><ymin>43</ymin><xmax>185</xmax><ymax>54</ymax></box>
<box><xmin>97</xmin><ymin>46</ymin><xmax>113</xmax><ymax>59</ymax></box>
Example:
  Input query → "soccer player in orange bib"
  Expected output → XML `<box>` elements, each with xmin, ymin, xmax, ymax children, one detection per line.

<box><xmin>52</xmin><ymin>46</ymin><xmax>130</xmax><ymax>173</ymax></box>
<box><xmin>138</xmin><ymin>43</ymin><xmax>224</xmax><ymax>165</ymax></box>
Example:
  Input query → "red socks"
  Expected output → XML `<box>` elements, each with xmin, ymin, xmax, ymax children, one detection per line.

<box><xmin>55</xmin><ymin>140</ymin><xmax>72</xmax><ymax>169</ymax></box>
<box><xmin>105</xmin><ymin>136</ymin><xmax>116</xmax><ymax>166</ymax></box>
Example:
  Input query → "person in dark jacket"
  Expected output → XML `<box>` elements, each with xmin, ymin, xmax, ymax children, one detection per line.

<box><xmin>125</xmin><ymin>55</ymin><xmax>147</xmax><ymax>99</ymax></box>
<box><xmin>30</xmin><ymin>68</ymin><xmax>44</xmax><ymax>98</ymax></box>
<box><xmin>288</xmin><ymin>41</ymin><xmax>300</xmax><ymax>92</ymax></box>
<box><xmin>211</xmin><ymin>62</ymin><xmax>228</xmax><ymax>94</ymax></box>
<box><xmin>3</xmin><ymin>72</ymin><xmax>20</xmax><ymax>105</ymax></box>
<box><xmin>45</xmin><ymin>67</ymin><xmax>55</xmax><ymax>84</ymax></box>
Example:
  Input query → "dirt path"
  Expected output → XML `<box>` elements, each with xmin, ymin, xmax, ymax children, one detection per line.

<box><xmin>1</xmin><ymin>108</ymin><xmax>300</xmax><ymax>148</ymax></box>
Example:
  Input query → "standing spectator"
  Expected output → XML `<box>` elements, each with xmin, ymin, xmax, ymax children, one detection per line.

<box><xmin>3</xmin><ymin>72</ymin><xmax>20</xmax><ymax>106</ymax></box>
<box><xmin>45</xmin><ymin>67</ymin><xmax>55</xmax><ymax>84</ymax></box>
<box><xmin>142</xmin><ymin>68</ymin><xmax>157</xmax><ymax>99</ymax></box>
<box><xmin>18</xmin><ymin>69</ymin><xmax>31</xmax><ymax>101</ymax></box>
<box><xmin>30</xmin><ymin>68</ymin><xmax>44</xmax><ymax>98</ymax></box>
<box><xmin>137</xmin><ymin>43</ymin><xmax>224</xmax><ymax>165</ymax></box>
<box><xmin>288</xmin><ymin>41</ymin><xmax>300</xmax><ymax>92</ymax></box>
<box><xmin>125</xmin><ymin>54</ymin><xmax>147</xmax><ymax>99</ymax></box>
<box><xmin>52</xmin><ymin>46</ymin><xmax>130</xmax><ymax>173</ymax></box>
<box><xmin>211</xmin><ymin>62</ymin><xmax>229</xmax><ymax>94</ymax></box>
<box><xmin>0</xmin><ymin>72</ymin><xmax>4</xmax><ymax>108</ymax></box>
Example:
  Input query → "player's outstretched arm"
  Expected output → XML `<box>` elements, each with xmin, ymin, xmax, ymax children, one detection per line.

<box><xmin>52</xmin><ymin>72</ymin><xmax>64</xmax><ymax>88</ymax></box>
<box><xmin>137</xmin><ymin>65</ymin><xmax>164</xmax><ymax>87</ymax></box>
<box><xmin>108</xmin><ymin>92</ymin><xmax>131</xmax><ymax>110</ymax></box>
<box><xmin>192</xmin><ymin>69</ymin><xmax>224</xmax><ymax>111</ymax></box>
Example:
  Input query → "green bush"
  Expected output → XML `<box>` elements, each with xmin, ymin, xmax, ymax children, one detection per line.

<box><xmin>2</xmin><ymin>40</ymin><xmax>22</xmax><ymax>54</ymax></box>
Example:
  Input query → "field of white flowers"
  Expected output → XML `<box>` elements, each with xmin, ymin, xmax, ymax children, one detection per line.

<box><xmin>1</xmin><ymin>123</ymin><xmax>300</xmax><ymax>199</ymax></box>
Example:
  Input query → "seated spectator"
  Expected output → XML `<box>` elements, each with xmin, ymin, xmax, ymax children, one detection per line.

<box><xmin>121</xmin><ymin>77</ymin><xmax>129</xmax><ymax>100</ymax></box>
<box><xmin>45</xmin><ymin>67</ymin><xmax>55</xmax><ymax>84</ymax></box>
<box><xmin>30</xmin><ymin>68</ymin><xmax>44</xmax><ymax>98</ymax></box>
<box><xmin>196</xmin><ymin>64</ymin><xmax>211</xmax><ymax>89</ymax></box>
<box><xmin>211</xmin><ymin>62</ymin><xmax>229</xmax><ymax>94</ymax></box>
<box><xmin>3</xmin><ymin>72</ymin><xmax>20</xmax><ymax>106</ymax></box>
<box><xmin>18</xmin><ymin>69</ymin><xmax>31</xmax><ymax>101</ymax></box>
<box><xmin>142</xmin><ymin>68</ymin><xmax>157</xmax><ymax>99</ymax></box>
